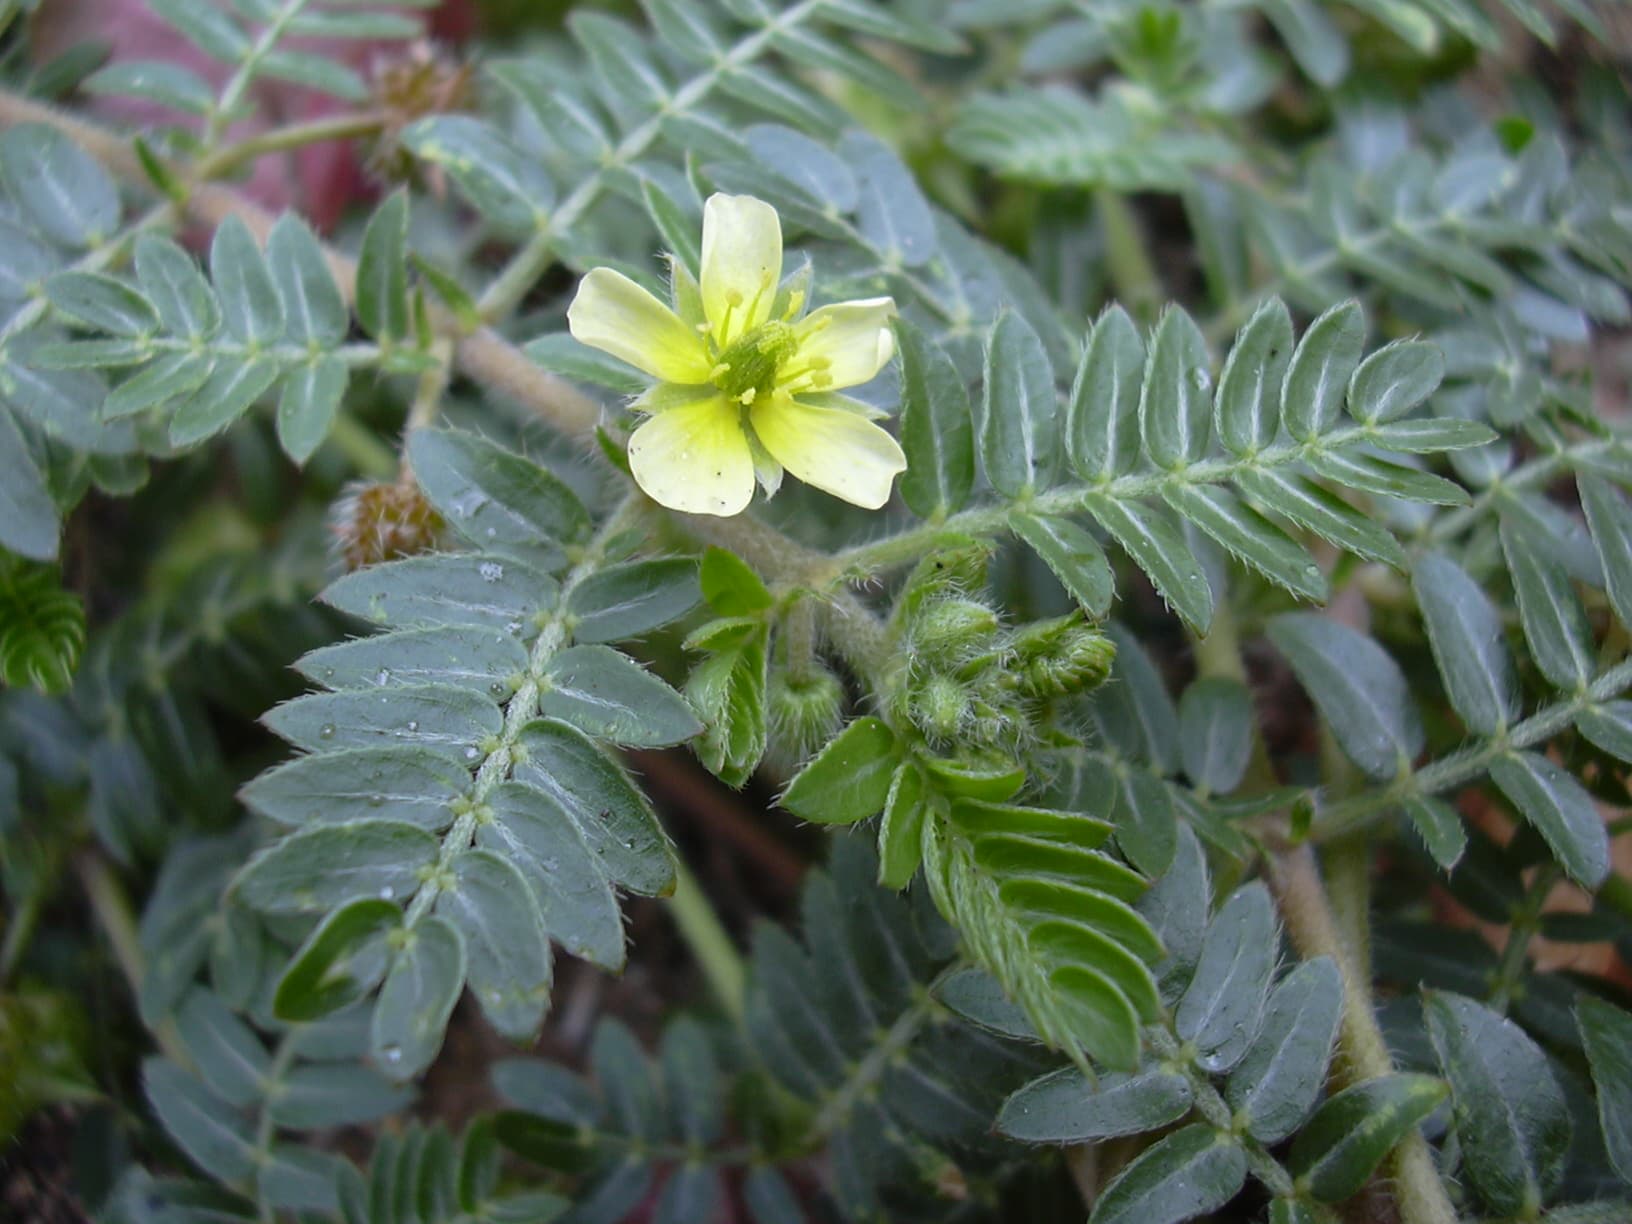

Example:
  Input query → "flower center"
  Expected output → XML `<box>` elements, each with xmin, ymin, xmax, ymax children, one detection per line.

<box><xmin>712</xmin><ymin>320</ymin><xmax>797</xmax><ymax>406</ymax></box>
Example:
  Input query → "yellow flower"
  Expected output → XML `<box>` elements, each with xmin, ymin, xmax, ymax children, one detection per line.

<box><xmin>567</xmin><ymin>194</ymin><xmax>907</xmax><ymax>517</ymax></box>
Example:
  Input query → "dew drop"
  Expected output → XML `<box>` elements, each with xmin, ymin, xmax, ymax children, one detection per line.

<box><xmin>367</xmin><ymin>793</ymin><xmax>384</xmax><ymax>807</ymax></box>
<box><xmin>318</xmin><ymin>723</ymin><xmax>336</xmax><ymax>740</ymax></box>
<box><xmin>489</xmin><ymin>680</ymin><xmax>507</xmax><ymax>696</ymax></box>
<box><xmin>381</xmin><ymin>1044</ymin><xmax>403</xmax><ymax>1064</ymax></box>
<box><xmin>322</xmin><ymin>667</ymin><xmax>335</xmax><ymax>679</ymax></box>
<box><xmin>378</xmin><ymin>885</ymin><xmax>396</xmax><ymax>900</ymax></box>
<box><xmin>375</xmin><ymin>668</ymin><xmax>391</xmax><ymax>686</ymax></box>
<box><xmin>1190</xmin><ymin>366</ymin><xmax>1212</xmax><ymax>392</ymax></box>
<box><xmin>405</xmin><ymin>720</ymin><xmax>419</xmax><ymax>733</ymax></box>
<box><xmin>485</xmin><ymin>526</ymin><xmax>497</xmax><ymax>538</ymax></box>
<box><xmin>478</xmin><ymin>561</ymin><xmax>504</xmax><ymax>582</ymax></box>
<box><xmin>505</xmin><ymin>620</ymin><xmax>524</xmax><ymax>636</ymax></box>
<box><xmin>464</xmin><ymin>746</ymin><xmax>480</xmax><ymax>760</ymax></box>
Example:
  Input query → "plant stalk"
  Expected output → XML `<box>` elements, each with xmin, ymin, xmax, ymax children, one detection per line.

<box><xmin>665</xmin><ymin>858</ymin><xmax>746</xmax><ymax>1024</ymax></box>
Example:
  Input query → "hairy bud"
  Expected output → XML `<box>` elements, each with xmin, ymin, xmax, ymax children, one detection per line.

<box><xmin>330</xmin><ymin>478</ymin><xmax>444</xmax><ymax>571</ymax></box>
<box><xmin>909</xmin><ymin>673</ymin><xmax>972</xmax><ymax>743</ymax></box>
<box><xmin>767</xmin><ymin>663</ymin><xmax>845</xmax><ymax>770</ymax></box>
<box><xmin>910</xmin><ymin>597</ymin><xmax>1000</xmax><ymax>664</ymax></box>
<box><xmin>1008</xmin><ymin>614</ymin><xmax>1116</xmax><ymax>699</ymax></box>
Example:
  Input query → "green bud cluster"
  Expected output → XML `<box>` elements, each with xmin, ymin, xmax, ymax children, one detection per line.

<box><xmin>887</xmin><ymin>542</ymin><xmax>1116</xmax><ymax>762</ymax></box>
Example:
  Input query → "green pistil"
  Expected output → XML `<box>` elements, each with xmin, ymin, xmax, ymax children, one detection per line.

<box><xmin>713</xmin><ymin>320</ymin><xmax>797</xmax><ymax>403</ymax></box>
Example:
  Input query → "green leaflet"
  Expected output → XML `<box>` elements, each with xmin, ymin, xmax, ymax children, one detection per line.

<box><xmin>566</xmin><ymin>558</ymin><xmax>702</xmax><ymax>643</ymax></box>
<box><xmin>1425</xmin><ymin>991</ymin><xmax>1570</xmax><ymax>1216</ymax></box>
<box><xmin>1215</xmin><ymin>296</ymin><xmax>1292</xmax><ymax>456</ymax></box>
<box><xmin>982</xmin><ymin>310</ymin><xmax>1058</xmax><ymax>499</ymax></box>
<box><xmin>1282</xmin><ymin>301</ymin><xmax>1364</xmax><ymax>442</ymax></box>
<box><xmin>321</xmin><ymin>554</ymin><xmax>561</xmax><ymax>636</ymax></box>
<box><xmin>142</xmin><ymin>1057</ymin><xmax>258</xmax><ymax>1183</ymax></box>
<box><xmin>1268</xmin><ymin>613</ymin><xmax>1424</xmax><ymax>781</ymax></box>
<box><xmin>1413</xmin><ymin>551</ymin><xmax>1518</xmax><ymax>737</ymax></box>
<box><xmin>371</xmin><ymin>916</ymin><xmax>466</xmax><ymax>1082</ymax></box>
<box><xmin>1067</xmin><ymin>303</ymin><xmax>1144</xmax><ymax>481</ymax></box>
<box><xmin>1176</xmin><ymin>883</ymin><xmax>1276</xmax><ymax>1073</ymax></box>
<box><xmin>231</xmin><ymin>820</ymin><xmax>440</xmax><ymax>915</ymax></box>
<box><xmin>897</xmin><ymin>318</ymin><xmax>974</xmax><ymax>521</ymax></box>
<box><xmin>274</xmin><ymin>898</ymin><xmax>399</xmax><ymax>1023</ymax></box>
<box><xmin>1225</xmin><ymin>956</ymin><xmax>1343</xmax><ymax>1143</ymax></box>
<box><xmin>1576</xmin><ymin>995</ymin><xmax>1632</xmax><ymax>1186</ymax></box>
<box><xmin>1090</xmin><ymin>1125</ymin><xmax>1247</xmax><ymax>1224</ymax></box>
<box><xmin>409</xmin><ymin>429</ymin><xmax>591</xmax><ymax>566</ymax></box>
<box><xmin>999</xmin><ymin>1064</ymin><xmax>1193</xmax><ymax>1143</ymax></box>
<box><xmin>540</xmin><ymin>644</ymin><xmax>702</xmax><ymax>747</ymax></box>
<box><xmin>781</xmin><ymin>717</ymin><xmax>900</xmax><ymax>824</ymax></box>
<box><xmin>438</xmin><ymin>849</ymin><xmax>553</xmax><ymax>1041</ymax></box>
<box><xmin>1288</xmin><ymin>1074</ymin><xmax>1448</xmax><ymax>1202</ymax></box>
<box><xmin>1138</xmin><ymin>305</ymin><xmax>1212</xmax><ymax>470</ymax></box>
<box><xmin>1489</xmin><ymin>751</ymin><xmax>1610</xmax><ymax>888</ymax></box>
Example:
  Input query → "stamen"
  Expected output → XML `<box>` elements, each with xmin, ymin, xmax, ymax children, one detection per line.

<box><xmin>710</xmin><ymin>362</ymin><xmax>731</xmax><ymax>381</ymax></box>
<box><xmin>738</xmin><ymin>388</ymin><xmax>757</xmax><ymax>406</ymax></box>
<box><xmin>781</xmin><ymin>290</ymin><xmax>805</xmax><ymax>321</ymax></box>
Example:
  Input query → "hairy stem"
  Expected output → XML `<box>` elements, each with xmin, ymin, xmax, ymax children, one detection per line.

<box><xmin>1268</xmin><ymin>845</ymin><xmax>1457</xmax><ymax>1224</ymax></box>
<box><xmin>196</xmin><ymin>110</ymin><xmax>386</xmax><ymax>181</ymax></box>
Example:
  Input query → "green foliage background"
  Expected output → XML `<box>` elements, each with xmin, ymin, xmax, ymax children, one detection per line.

<box><xmin>1</xmin><ymin>0</ymin><xmax>1631</xmax><ymax>1221</ymax></box>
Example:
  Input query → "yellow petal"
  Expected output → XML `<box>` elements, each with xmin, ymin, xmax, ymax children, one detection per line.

<box><xmin>787</xmin><ymin>297</ymin><xmax>897</xmax><ymax>392</ymax></box>
<box><xmin>628</xmin><ymin>395</ymin><xmax>756</xmax><ymax>517</ymax></box>
<box><xmin>750</xmin><ymin>393</ymin><xmax>907</xmax><ymax>510</ymax></box>
<box><xmin>700</xmin><ymin>194</ymin><xmax>782</xmax><ymax>348</ymax></box>
<box><xmin>567</xmin><ymin>268</ymin><xmax>713</xmax><ymax>384</ymax></box>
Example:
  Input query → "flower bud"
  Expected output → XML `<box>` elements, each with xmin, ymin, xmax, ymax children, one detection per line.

<box><xmin>329</xmin><ymin>478</ymin><xmax>444</xmax><ymax>571</ymax></box>
<box><xmin>1008</xmin><ymin>614</ymin><xmax>1116</xmax><ymax>699</ymax></box>
<box><xmin>766</xmin><ymin>663</ymin><xmax>845</xmax><ymax>771</ymax></box>
<box><xmin>908</xmin><ymin>673</ymin><xmax>971</xmax><ymax>744</ymax></box>
<box><xmin>910</xmin><ymin>598</ymin><xmax>1000</xmax><ymax>665</ymax></box>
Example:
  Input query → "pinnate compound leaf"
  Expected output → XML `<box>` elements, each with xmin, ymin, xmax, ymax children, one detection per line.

<box><xmin>1288</xmin><ymin>1074</ymin><xmax>1447</xmax><ymax>1202</ymax></box>
<box><xmin>1085</xmin><ymin>497</ymin><xmax>1213</xmax><ymax>633</ymax></box>
<box><xmin>781</xmin><ymin>717</ymin><xmax>900</xmax><ymax>824</ymax></box>
<box><xmin>142</xmin><ymin>1058</ymin><xmax>257</xmax><ymax>1183</ymax></box>
<box><xmin>1138</xmin><ymin>305</ymin><xmax>1211</xmax><ymax>470</ymax></box>
<box><xmin>540</xmin><ymin>645</ymin><xmax>701</xmax><ymax>747</ymax></box>
<box><xmin>1011</xmin><ymin>512</ymin><xmax>1114</xmax><ymax>617</ymax></box>
<box><xmin>410</xmin><ymin>429</ymin><xmax>591</xmax><ymax>563</ymax></box>
<box><xmin>439</xmin><ymin>849</ymin><xmax>552</xmax><ymax>1041</ymax></box>
<box><xmin>1268</xmin><ymin>613</ymin><xmax>1423</xmax><ymax>781</ymax></box>
<box><xmin>999</xmin><ymin>1064</ymin><xmax>1192</xmax><ymax>1143</ymax></box>
<box><xmin>242</xmin><ymin>746</ymin><xmax>465</xmax><ymax>832</ymax></box>
<box><xmin>0</xmin><ymin>410</ymin><xmax>57</xmax><ymax>560</ymax></box>
<box><xmin>514</xmin><ymin>719</ymin><xmax>676</xmax><ymax>896</ymax></box>
<box><xmin>1412</xmin><ymin>551</ymin><xmax>1517</xmax><ymax>736</ymax></box>
<box><xmin>982</xmin><ymin>310</ymin><xmax>1057</xmax><ymax>499</ymax></box>
<box><xmin>896</xmin><ymin>318</ymin><xmax>973</xmax><ymax>521</ymax></box>
<box><xmin>210</xmin><ymin>215</ymin><xmax>284</xmax><ymax>346</ymax></box>
<box><xmin>1489</xmin><ymin>751</ymin><xmax>1609</xmax><ymax>888</ymax></box>
<box><xmin>1177</xmin><ymin>677</ymin><xmax>1253</xmax><ymax>795</ymax></box>
<box><xmin>1225</xmin><ymin>957</ymin><xmax>1343</xmax><ymax>1143</ymax></box>
<box><xmin>567</xmin><ymin>558</ymin><xmax>701</xmax><ymax>643</ymax></box>
<box><xmin>357</xmin><ymin>189</ymin><xmax>411</xmax><ymax>343</ymax></box>
<box><xmin>1090</xmin><ymin>1124</ymin><xmax>1247</xmax><ymax>1224</ymax></box>
<box><xmin>1176</xmin><ymin>883</ymin><xmax>1276</xmax><ymax>1074</ymax></box>
<box><xmin>481</xmin><ymin>781</ymin><xmax>625</xmax><ymax>970</ymax></box>
<box><xmin>322</xmin><ymin>554</ymin><xmax>559</xmax><ymax>635</ymax></box>
<box><xmin>1282</xmin><ymin>301</ymin><xmax>1364</xmax><ymax>442</ymax></box>
<box><xmin>1216</xmin><ymin>296</ymin><xmax>1292</xmax><ymax>456</ymax></box>
<box><xmin>1426</xmin><ymin>991</ymin><xmax>1573</xmax><ymax>1215</ymax></box>
<box><xmin>231</xmin><ymin>819</ymin><xmax>439</xmax><ymax>915</ymax></box>
<box><xmin>1161</xmin><ymin>484</ymin><xmax>1325</xmax><ymax>601</ymax></box>
<box><xmin>1576</xmin><ymin>995</ymin><xmax>1632</xmax><ymax>1185</ymax></box>
<box><xmin>372</xmin><ymin>916</ymin><xmax>465</xmax><ymax>1081</ymax></box>
<box><xmin>1346</xmin><ymin>338</ymin><xmax>1443</xmax><ymax>425</ymax></box>
<box><xmin>1501</xmin><ymin>519</ymin><xmax>1594</xmax><ymax>692</ymax></box>
<box><xmin>1068</xmin><ymin>304</ymin><xmax>1143</xmax><ymax>481</ymax></box>
<box><xmin>274</xmin><ymin>897</ymin><xmax>400</xmax><ymax>1023</ymax></box>
<box><xmin>0</xmin><ymin>124</ymin><xmax>119</xmax><ymax>248</ymax></box>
